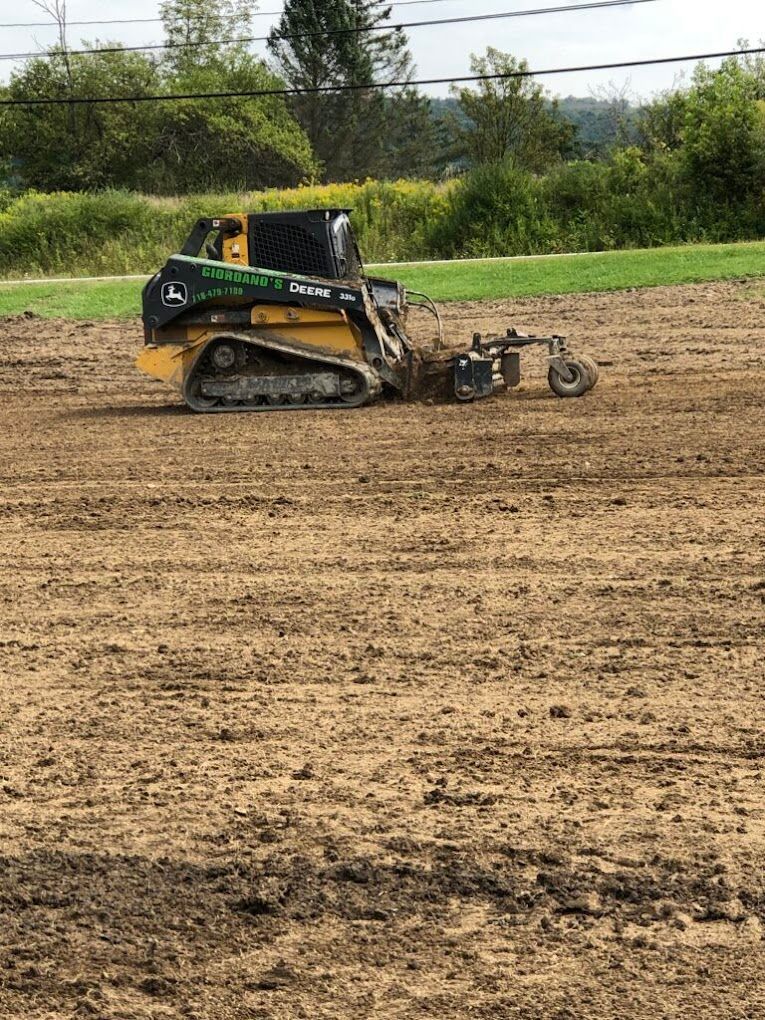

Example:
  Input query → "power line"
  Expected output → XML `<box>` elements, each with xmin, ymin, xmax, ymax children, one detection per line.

<box><xmin>0</xmin><ymin>0</ymin><xmax>473</xmax><ymax>30</ymax></box>
<box><xmin>0</xmin><ymin>0</ymin><xmax>657</xmax><ymax>62</ymax></box>
<box><xmin>0</xmin><ymin>46</ymin><xmax>760</xmax><ymax>107</ymax></box>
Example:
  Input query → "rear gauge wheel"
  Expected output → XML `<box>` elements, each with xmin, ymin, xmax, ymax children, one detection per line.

<box><xmin>548</xmin><ymin>359</ymin><xmax>592</xmax><ymax>398</ymax></box>
<box><xmin>578</xmin><ymin>355</ymin><xmax>600</xmax><ymax>389</ymax></box>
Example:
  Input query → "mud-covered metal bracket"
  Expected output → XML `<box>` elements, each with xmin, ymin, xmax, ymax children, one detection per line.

<box><xmin>454</xmin><ymin>351</ymin><xmax>495</xmax><ymax>402</ymax></box>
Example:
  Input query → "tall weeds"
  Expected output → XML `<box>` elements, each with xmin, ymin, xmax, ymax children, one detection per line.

<box><xmin>1</xmin><ymin>158</ymin><xmax>763</xmax><ymax>278</ymax></box>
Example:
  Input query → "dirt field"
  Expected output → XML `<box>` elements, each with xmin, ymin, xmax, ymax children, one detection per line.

<box><xmin>1</xmin><ymin>280</ymin><xmax>764</xmax><ymax>1020</ymax></box>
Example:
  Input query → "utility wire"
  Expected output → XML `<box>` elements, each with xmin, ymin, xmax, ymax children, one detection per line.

<box><xmin>0</xmin><ymin>0</ymin><xmax>656</xmax><ymax>62</ymax></box>
<box><xmin>1</xmin><ymin>0</ymin><xmax>467</xmax><ymax>29</ymax></box>
<box><xmin>0</xmin><ymin>46</ymin><xmax>760</xmax><ymax>107</ymax></box>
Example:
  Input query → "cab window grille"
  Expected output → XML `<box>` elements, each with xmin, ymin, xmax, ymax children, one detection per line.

<box><xmin>250</xmin><ymin>222</ymin><xmax>336</xmax><ymax>279</ymax></box>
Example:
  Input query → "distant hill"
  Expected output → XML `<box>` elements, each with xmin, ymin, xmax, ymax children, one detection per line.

<box><xmin>429</xmin><ymin>95</ymin><xmax>639</xmax><ymax>159</ymax></box>
<box><xmin>557</xmin><ymin>95</ymin><xmax>639</xmax><ymax>156</ymax></box>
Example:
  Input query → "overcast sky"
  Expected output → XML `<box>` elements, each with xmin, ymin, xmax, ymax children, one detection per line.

<box><xmin>0</xmin><ymin>0</ymin><xmax>762</xmax><ymax>100</ymax></box>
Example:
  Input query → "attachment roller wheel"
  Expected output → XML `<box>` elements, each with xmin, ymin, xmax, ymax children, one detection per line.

<box><xmin>548</xmin><ymin>359</ymin><xmax>592</xmax><ymax>399</ymax></box>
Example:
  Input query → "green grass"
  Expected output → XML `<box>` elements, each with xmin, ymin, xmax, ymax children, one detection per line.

<box><xmin>1</xmin><ymin>240</ymin><xmax>764</xmax><ymax>320</ymax></box>
<box><xmin>0</xmin><ymin>279</ymin><xmax>147</xmax><ymax>320</ymax></box>
<box><xmin>389</xmin><ymin>240</ymin><xmax>765</xmax><ymax>302</ymax></box>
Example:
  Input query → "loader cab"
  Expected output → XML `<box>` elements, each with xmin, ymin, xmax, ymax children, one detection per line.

<box><xmin>246</xmin><ymin>209</ymin><xmax>362</xmax><ymax>281</ymax></box>
<box><xmin>180</xmin><ymin>209</ymin><xmax>363</xmax><ymax>283</ymax></box>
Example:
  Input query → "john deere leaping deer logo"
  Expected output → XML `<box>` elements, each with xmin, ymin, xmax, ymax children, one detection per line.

<box><xmin>162</xmin><ymin>282</ymin><xmax>188</xmax><ymax>307</ymax></box>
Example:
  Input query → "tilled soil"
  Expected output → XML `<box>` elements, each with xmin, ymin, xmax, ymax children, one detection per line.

<box><xmin>1</xmin><ymin>280</ymin><xmax>764</xmax><ymax>1020</ymax></box>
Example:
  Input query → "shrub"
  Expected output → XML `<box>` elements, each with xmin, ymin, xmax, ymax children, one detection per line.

<box><xmin>428</xmin><ymin>159</ymin><xmax>557</xmax><ymax>258</ymax></box>
<box><xmin>1</xmin><ymin>153</ymin><xmax>764</xmax><ymax>279</ymax></box>
<box><xmin>0</xmin><ymin>181</ymin><xmax>450</xmax><ymax>276</ymax></box>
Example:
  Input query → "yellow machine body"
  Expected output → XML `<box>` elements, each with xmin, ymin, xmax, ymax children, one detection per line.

<box><xmin>137</xmin><ymin>306</ymin><xmax>367</xmax><ymax>391</ymax></box>
<box><xmin>136</xmin><ymin>210</ymin><xmax>396</xmax><ymax>412</ymax></box>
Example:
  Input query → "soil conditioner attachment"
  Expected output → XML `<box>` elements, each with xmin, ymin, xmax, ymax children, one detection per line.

<box><xmin>139</xmin><ymin>209</ymin><xmax>599</xmax><ymax>412</ymax></box>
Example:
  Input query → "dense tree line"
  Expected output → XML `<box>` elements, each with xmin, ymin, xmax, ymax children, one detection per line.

<box><xmin>1</xmin><ymin>0</ymin><xmax>764</xmax><ymax>257</ymax></box>
<box><xmin>0</xmin><ymin>0</ymin><xmax>627</xmax><ymax>192</ymax></box>
<box><xmin>0</xmin><ymin>0</ymin><xmax>442</xmax><ymax>192</ymax></box>
<box><xmin>432</xmin><ymin>53</ymin><xmax>765</xmax><ymax>256</ymax></box>
<box><xmin>0</xmin><ymin>0</ymin><xmax>318</xmax><ymax>192</ymax></box>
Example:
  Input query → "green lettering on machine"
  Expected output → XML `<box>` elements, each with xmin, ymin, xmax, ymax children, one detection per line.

<box><xmin>200</xmin><ymin>264</ymin><xmax>283</xmax><ymax>289</ymax></box>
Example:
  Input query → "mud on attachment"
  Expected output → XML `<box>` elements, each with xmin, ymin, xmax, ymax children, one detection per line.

<box><xmin>454</xmin><ymin>351</ymin><xmax>495</xmax><ymax>402</ymax></box>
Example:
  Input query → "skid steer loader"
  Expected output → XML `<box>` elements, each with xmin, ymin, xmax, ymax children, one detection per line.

<box><xmin>138</xmin><ymin>209</ymin><xmax>599</xmax><ymax>412</ymax></box>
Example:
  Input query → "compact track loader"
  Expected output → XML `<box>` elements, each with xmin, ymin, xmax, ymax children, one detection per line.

<box><xmin>139</xmin><ymin>209</ymin><xmax>599</xmax><ymax>412</ymax></box>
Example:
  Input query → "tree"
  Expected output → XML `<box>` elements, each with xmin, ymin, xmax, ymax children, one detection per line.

<box><xmin>734</xmin><ymin>40</ymin><xmax>765</xmax><ymax>99</ymax></box>
<box><xmin>29</xmin><ymin>1</ymin><xmax>78</xmax><ymax>138</ymax></box>
<box><xmin>154</xmin><ymin>0</ymin><xmax>318</xmax><ymax>191</ymax></box>
<box><xmin>381</xmin><ymin>88</ymin><xmax>440</xmax><ymax>179</ymax></box>
<box><xmin>638</xmin><ymin>84</ymin><xmax>689</xmax><ymax>153</ymax></box>
<box><xmin>159</xmin><ymin>0</ymin><xmax>253</xmax><ymax>72</ymax></box>
<box><xmin>30</xmin><ymin>0</ymin><xmax>73</xmax><ymax>91</ymax></box>
<box><xmin>680</xmin><ymin>58</ymin><xmax>765</xmax><ymax>205</ymax></box>
<box><xmin>267</xmin><ymin>0</ymin><xmax>356</xmax><ymax>178</ymax></box>
<box><xmin>268</xmin><ymin>0</ymin><xmax>434</xmax><ymax>180</ymax></box>
<box><xmin>0</xmin><ymin>0</ymin><xmax>318</xmax><ymax>193</ymax></box>
<box><xmin>588</xmin><ymin>81</ymin><xmax>638</xmax><ymax>151</ymax></box>
<box><xmin>450</xmin><ymin>48</ymin><xmax>573</xmax><ymax>171</ymax></box>
<box><xmin>2</xmin><ymin>49</ymin><xmax>161</xmax><ymax>191</ymax></box>
<box><xmin>147</xmin><ymin>59</ymin><xmax>318</xmax><ymax>192</ymax></box>
<box><xmin>0</xmin><ymin>83</ymin><xmax>13</xmax><ymax>188</ymax></box>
